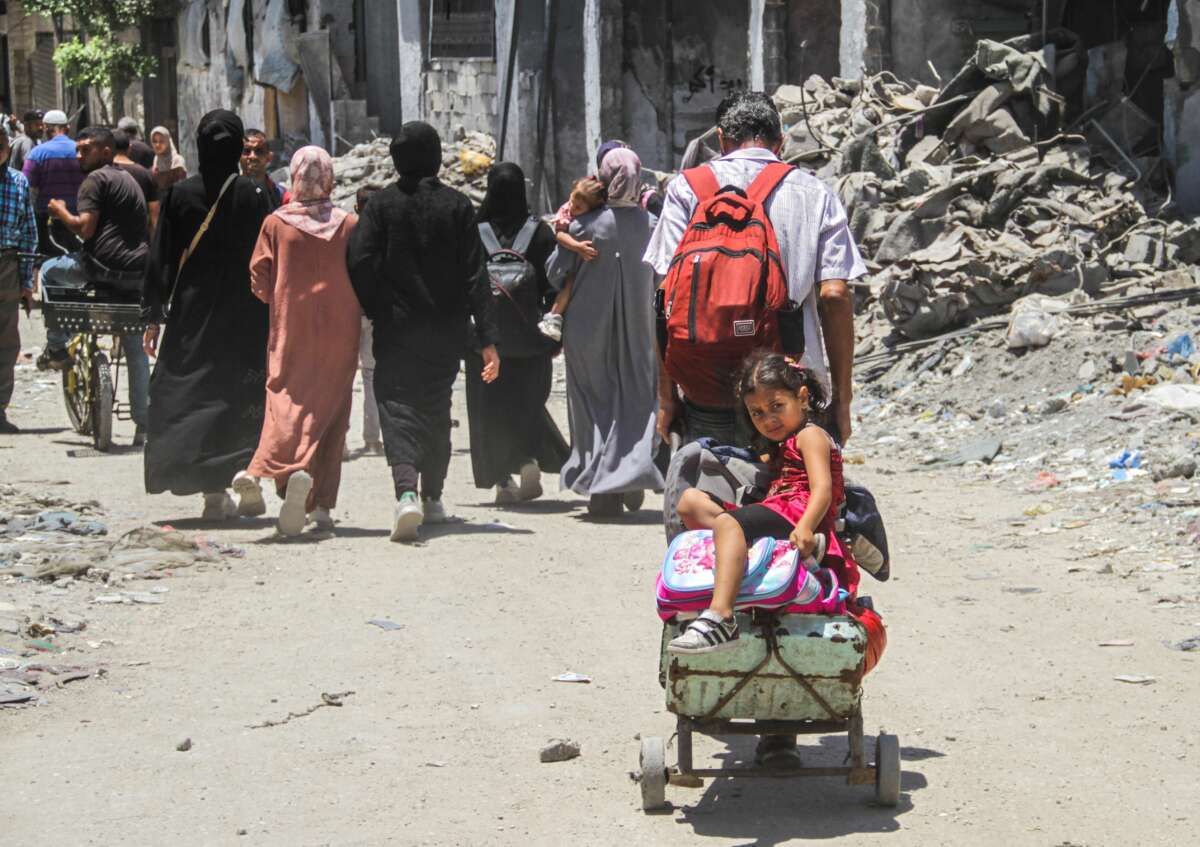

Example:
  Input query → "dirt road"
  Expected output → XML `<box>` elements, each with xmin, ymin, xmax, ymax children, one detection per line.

<box><xmin>2</xmin><ymin>318</ymin><xmax>1197</xmax><ymax>846</ymax></box>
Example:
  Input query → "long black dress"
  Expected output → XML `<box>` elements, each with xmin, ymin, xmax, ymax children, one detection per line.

<box><xmin>464</xmin><ymin>219</ymin><xmax>567</xmax><ymax>489</ymax></box>
<box><xmin>142</xmin><ymin>110</ymin><xmax>273</xmax><ymax>495</ymax></box>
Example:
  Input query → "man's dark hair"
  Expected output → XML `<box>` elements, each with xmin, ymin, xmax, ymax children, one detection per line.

<box><xmin>244</xmin><ymin>128</ymin><xmax>268</xmax><ymax>142</ymax></box>
<box><xmin>715</xmin><ymin>91</ymin><xmax>782</xmax><ymax>145</ymax></box>
<box><xmin>113</xmin><ymin>129</ymin><xmax>131</xmax><ymax>154</ymax></box>
<box><xmin>77</xmin><ymin>126</ymin><xmax>116</xmax><ymax>149</ymax></box>
<box><xmin>22</xmin><ymin>110</ymin><xmax>43</xmax><ymax>124</ymax></box>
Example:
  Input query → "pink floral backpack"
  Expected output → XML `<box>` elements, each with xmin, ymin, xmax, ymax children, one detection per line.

<box><xmin>655</xmin><ymin>529</ymin><xmax>845</xmax><ymax>620</ymax></box>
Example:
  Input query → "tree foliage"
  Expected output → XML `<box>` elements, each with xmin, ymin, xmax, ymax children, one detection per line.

<box><xmin>23</xmin><ymin>0</ymin><xmax>173</xmax><ymax>122</ymax></box>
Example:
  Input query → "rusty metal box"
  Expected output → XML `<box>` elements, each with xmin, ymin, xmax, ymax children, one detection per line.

<box><xmin>659</xmin><ymin>613</ymin><xmax>866</xmax><ymax>722</ymax></box>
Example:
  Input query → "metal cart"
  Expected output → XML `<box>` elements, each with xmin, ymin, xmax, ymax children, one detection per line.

<box><xmin>638</xmin><ymin>610</ymin><xmax>900</xmax><ymax>810</ymax></box>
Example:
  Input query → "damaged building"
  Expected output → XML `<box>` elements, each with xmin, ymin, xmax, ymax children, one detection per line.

<box><xmin>0</xmin><ymin>2</ymin><xmax>1196</xmax><ymax>212</ymax></box>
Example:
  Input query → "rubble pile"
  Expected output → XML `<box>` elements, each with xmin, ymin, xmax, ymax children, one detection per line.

<box><xmin>326</xmin><ymin>130</ymin><xmax>496</xmax><ymax>209</ymax></box>
<box><xmin>773</xmin><ymin>33</ymin><xmax>1199</xmax><ymax>343</ymax></box>
<box><xmin>0</xmin><ymin>485</ymin><xmax>247</xmax><ymax>707</ymax></box>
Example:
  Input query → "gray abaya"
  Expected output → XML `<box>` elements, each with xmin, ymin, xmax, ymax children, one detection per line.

<box><xmin>546</xmin><ymin>205</ymin><xmax>663</xmax><ymax>495</ymax></box>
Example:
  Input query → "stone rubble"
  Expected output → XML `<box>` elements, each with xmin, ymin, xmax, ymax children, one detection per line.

<box><xmin>312</xmin><ymin>129</ymin><xmax>497</xmax><ymax>210</ymax></box>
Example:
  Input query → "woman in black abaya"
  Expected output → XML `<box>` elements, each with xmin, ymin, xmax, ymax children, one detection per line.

<box><xmin>347</xmin><ymin>121</ymin><xmax>501</xmax><ymax>543</ymax></box>
<box><xmin>466</xmin><ymin>162</ymin><xmax>567</xmax><ymax>503</ymax></box>
<box><xmin>141</xmin><ymin>109</ymin><xmax>274</xmax><ymax>519</ymax></box>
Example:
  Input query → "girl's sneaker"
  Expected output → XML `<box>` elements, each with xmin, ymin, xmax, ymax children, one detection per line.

<box><xmin>668</xmin><ymin>610</ymin><xmax>739</xmax><ymax>654</ymax></box>
<box><xmin>538</xmin><ymin>313</ymin><xmax>563</xmax><ymax>341</ymax></box>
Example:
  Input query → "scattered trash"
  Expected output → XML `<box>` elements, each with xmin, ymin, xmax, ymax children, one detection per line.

<box><xmin>1113</xmin><ymin>675</ymin><xmax>1156</xmax><ymax>685</ymax></box>
<box><xmin>552</xmin><ymin>672</ymin><xmax>593</xmax><ymax>684</ymax></box>
<box><xmin>367</xmin><ymin>619</ymin><xmax>404</xmax><ymax>631</ymax></box>
<box><xmin>176</xmin><ymin>738</ymin><xmax>193</xmax><ymax>752</ymax></box>
<box><xmin>1168</xmin><ymin>636</ymin><xmax>1200</xmax><ymax>652</ymax></box>
<box><xmin>1099</xmin><ymin>640</ymin><xmax>1135</xmax><ymax>647</ymax></box>
<box><xmin>539</xmin><ymin>739</ymin><xmax>581</xmax><ymax>763</ymax></box>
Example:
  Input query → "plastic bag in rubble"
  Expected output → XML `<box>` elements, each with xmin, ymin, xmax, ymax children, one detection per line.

<box><xmin>1006</xmin><ymin>294</ymin><xmax>1069</xmax><ymax>350</ymax></box>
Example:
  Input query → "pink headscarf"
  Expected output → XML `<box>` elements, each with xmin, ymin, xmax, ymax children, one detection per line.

<box><xmin>598</xmin><ymin>147</ymin><xmax>642</xmax><ymax>207</ymax></box>
<box><xmin>274</xmin><ymin>145</ymin><xmax>349</xmax><ymax>240</ymax></box>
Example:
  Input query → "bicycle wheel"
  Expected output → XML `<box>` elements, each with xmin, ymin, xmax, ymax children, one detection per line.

<box><xmin>91</xmin><ymin>351</ymin><xmax>114</xmax><ymax>452</ymax></box>
<box><xmin>62</xmin><ymin>341</ymin><xmax>92</xmax><ymax>436</ymax></box>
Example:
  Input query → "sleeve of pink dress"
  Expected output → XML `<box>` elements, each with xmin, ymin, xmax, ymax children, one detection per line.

<box><xmin>249</xmin><ymin>217</ymin><xmax>276</xmax><ymax>304</ymax></box>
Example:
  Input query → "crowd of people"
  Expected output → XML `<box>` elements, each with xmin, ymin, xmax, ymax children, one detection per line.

<box><xmin>0</xmin><ymin>91</ymin><xmax>865</xmax><ymax>559</ymax></box>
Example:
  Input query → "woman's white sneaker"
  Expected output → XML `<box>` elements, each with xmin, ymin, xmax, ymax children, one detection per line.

<box><xmin>232</xmin><ymin>471</ymin><xmax>266</xmax><ymax>517</ymax></box>
<box><xmin>277</xmin><ymin>471</ymin><xmax>313</xmax><ymax>537</ymax></box>
<box><xmin>201</xmin><ymin>492</ymin><xmax>237</xmax><ymax>521</ymax></box>
<box><xmin>518</xmin><ymin>461</ymin><xmax>543</xmax><ymax>501</ymax></box>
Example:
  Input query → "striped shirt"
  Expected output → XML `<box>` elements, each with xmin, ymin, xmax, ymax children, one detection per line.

<box><xmin>22</xmin><ymin>133</ymin><xmax>84</xmax><ymax>214</ymax></box>
<box><xmin>0</xmin><ymin>166</ymin><xmax>39</xmax><ymax>288</ymax></box>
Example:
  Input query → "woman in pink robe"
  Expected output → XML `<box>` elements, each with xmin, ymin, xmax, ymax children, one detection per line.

<box><xmin>233</xmin><ymin>146</ymin><xmax>361</xmax><ymax>535</ymax></box>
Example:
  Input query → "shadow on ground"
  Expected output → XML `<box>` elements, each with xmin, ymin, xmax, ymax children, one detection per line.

<box><xmin>666</xmin><ymin>734</ymin><xmax>927</xmax><ymax>844</ymax></box>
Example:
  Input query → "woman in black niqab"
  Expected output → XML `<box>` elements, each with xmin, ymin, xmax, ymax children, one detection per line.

<box><xmin>196</xmin><ymin>109</ymin><xmax>244</xmax><ymax>195</ymax></box>
<box><xmin>141</xmin><ymin>109</ymin><xmax>275</xmax><ymax>517</ymax></box>
<box><xmin>465</xmin><ymin>162</ymin><xmax>567</xmax><ymax>502</ymax></box>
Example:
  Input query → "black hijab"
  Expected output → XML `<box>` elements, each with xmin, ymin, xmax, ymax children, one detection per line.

<box><xmin>391</xmin><ymin>121</ymin><xmax>442</xmax><ymax>192</ymax></box>
<box><xmin>476</xmin><ymin>162</ymin><xmax>530</xmax><ymax>236</ymax></box>
<box><xmin>195</xmin><ymin>109</ymin><xmax>244</xmax><ymax>197</ymax></box>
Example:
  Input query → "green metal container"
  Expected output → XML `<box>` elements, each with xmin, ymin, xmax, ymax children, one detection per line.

<box><xmin>660</xmin><ymin>613</ymin><xmax>867</xmax><ymax>722</ymax></box>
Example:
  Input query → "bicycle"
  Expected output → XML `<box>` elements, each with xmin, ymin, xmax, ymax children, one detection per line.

<box><xmin>32</xmin><ymin>252</ymin><xmax>146</xmax><ymax>452</ymax></box>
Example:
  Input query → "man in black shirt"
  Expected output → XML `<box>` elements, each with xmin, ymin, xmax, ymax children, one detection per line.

<box><xmin>116</xmin><ymin>117</ymin><xmax>156</xmax><ymax>170</ymax></box>
<box><xmin>37</xmin><ymin>126</ymin><xmax>150</xmax><ymax>444</ymax></box>
<box><xmin>113</xmin><ymin>129</ymin><xmax>159</xmax><ymax>231</ymax></box>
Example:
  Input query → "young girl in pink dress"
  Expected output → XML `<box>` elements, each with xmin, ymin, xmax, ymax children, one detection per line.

<box><xmin>669</xmin><ymin>350</ymin><xmax>860</xmax><ymax>654</ymax></box>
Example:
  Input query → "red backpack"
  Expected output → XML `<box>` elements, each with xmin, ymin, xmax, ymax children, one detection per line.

<box><xmin>659</xmin><ymin>162</ymin><xmax>793</xmax><ymax>408</ymax></box>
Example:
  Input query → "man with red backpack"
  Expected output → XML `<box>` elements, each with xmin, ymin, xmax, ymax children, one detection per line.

<box><xmin>644</xmin><ymin>91</ymin><xmax>865</xmax><ymax>447</ymax></box>
<box><xmin>645</xmin><ymin>92</ymin><xmax>876</xmax><ymax>770</ymax></box>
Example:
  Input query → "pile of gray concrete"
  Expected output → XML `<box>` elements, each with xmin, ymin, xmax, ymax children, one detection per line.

<box><xmin>328</xmin><ymin>130</ymin><xmax>497</xmax><ymax>210</ymax></box>
<box><xmin>774</xmin><ymin>34</ymin><xmax>1199</xmax><ymax>343</ymax></box>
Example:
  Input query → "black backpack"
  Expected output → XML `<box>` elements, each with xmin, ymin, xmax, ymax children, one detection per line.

<box><xmin>478</xmin><ymin>220</ymin><xmax>550</xmax><ymax>356</ymax></box>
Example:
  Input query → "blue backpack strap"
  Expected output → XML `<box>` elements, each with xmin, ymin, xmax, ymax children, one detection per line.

<box><xmin>511</xmin><ymin>218</ymin><xmax>539</xmax><ymax>257</ymax></box>
<box><xmin>477</xmin><ymin>222</ymin><xmax>503</xmax><ymax>256</ymax></box>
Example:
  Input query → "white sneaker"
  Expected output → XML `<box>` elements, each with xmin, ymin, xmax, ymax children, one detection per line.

<box><xmin>538</xmin><ymin>312</ymin><xmax>563</xmax><ymax>342</ymax></box>
<box><xmin>309</xmin><ymin>506</ymin><xmax>335</xmax><ymax>532</ymax></box>
<box><xmin>232</xmin><ymin>471</ymin><xmax>266</xmax><ymax>517</ymax></box>
<box><xmin>277</xmin><ymin>471</ymin><xmax>313</xmax><ymax>537</ymax></box>
<box><xmin>391</xmin><ymin>493</ymin><xmax>423</xmax><ymax>542</ymax></box>
<box><xmin>518</xmin><ymin>460</ymin><xmax>543</xmax><ymax>501</ymax></box>
<box><xmin>422</xmin><ymin>497</ymin><xmax>448</xmax><ymax>524</ymax></box>
<box><xmin>495</xmin><ymin>478</ymin><xmax>519</xmax><ymax>505</ymax></box>
<box><xmin>201</xmin><ymin>492</ymin><xmax>237</xmax><ymax>521</ymax></box>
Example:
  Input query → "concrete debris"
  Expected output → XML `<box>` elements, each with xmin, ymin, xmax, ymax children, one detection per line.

<box><xmin>773</xmin><ymin>31</ymin><xmax>1197</xmax><ymax>342</ymax></box>
<box><xmin>539</xmin><ymin>738</ymin><xmax>581</xmax><ymax>763</ymax></box>
<box><xmin>312</xmin><ymin>130</ymin><xmax>497</xmax><ymax>210</ymax></box>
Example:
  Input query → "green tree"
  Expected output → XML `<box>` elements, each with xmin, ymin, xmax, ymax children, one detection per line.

<box><xmin>23</xmin><ymin>0</ymin><xmax>173</xmax><ymax>125</ymax></box>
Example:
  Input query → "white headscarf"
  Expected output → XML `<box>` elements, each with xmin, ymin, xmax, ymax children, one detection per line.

<box><xmin>150</xmin><ymin>125</ymin><xmax>186</xmax><ymax>173</ymax></box>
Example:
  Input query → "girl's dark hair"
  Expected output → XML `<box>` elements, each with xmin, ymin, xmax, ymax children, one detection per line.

<box><xmin>734</xmin><ymin>350</ymin><xmax>828</xmax><ymax>451</ymax></box>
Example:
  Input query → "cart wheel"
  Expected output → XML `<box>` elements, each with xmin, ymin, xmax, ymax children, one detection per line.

<box><xmin>62</xmin><ymin>354</ymin><xmax>90</xmax><ymax>435</ymax></box>
<box><xmin>638</xmin><ymin>736</ymin><xmax>667</xmax><ymax>811</ymax></box>
<box><xmin>874</xmin><ymin>734</ymin><xmax>901</xmax><ymax>807</ymax></box>
<box><xmin>91</xmin><ymin>352</ymin><xmax>113</xmax><ymax>452</ymax></box>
